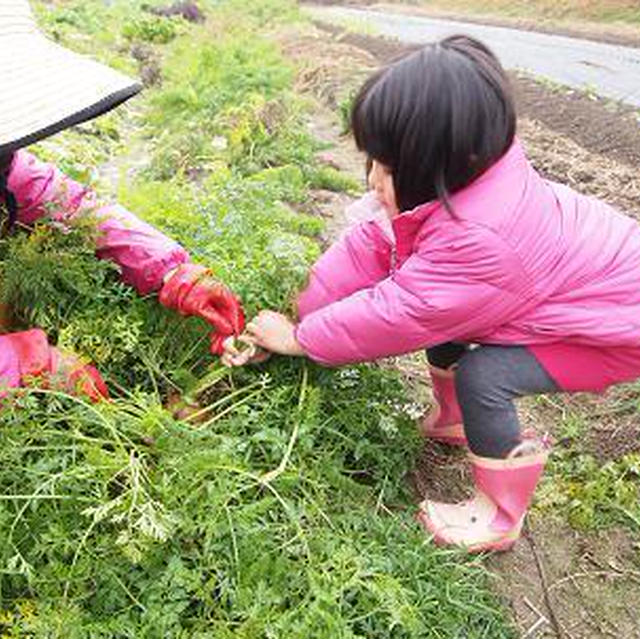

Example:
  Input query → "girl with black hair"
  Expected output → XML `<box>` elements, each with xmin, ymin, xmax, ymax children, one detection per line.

<box><xmin>224</xmin><ymin>35</ymin><xmax>640</xmax><ymax>552</ymax></box>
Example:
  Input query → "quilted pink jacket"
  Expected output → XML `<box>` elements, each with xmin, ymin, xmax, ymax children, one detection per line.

<box><xmin>7</xmin><ymin>150</ymin><xmax>189</xmax><ymax>294</ymax></box>
<box><xmin>296</xmin><ymin>140</ymin><xmax>640</xmax><ymax>366</ymax></box>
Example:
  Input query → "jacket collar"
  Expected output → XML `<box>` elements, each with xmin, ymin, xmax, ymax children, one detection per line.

<box><xmin>387</xmin><ymin>139</ymin><xmax>525</xmax><ymax>257</ymax></box>
<box><xmin>391</xmin><ymin>138</ymin><xmax>525</xmax><ymax>230</ymax></box>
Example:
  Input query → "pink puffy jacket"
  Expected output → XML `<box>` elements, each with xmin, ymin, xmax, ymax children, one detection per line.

<box><xmin>296</xmin><ymin>140</ymin><xmax>640</xmax><ymax>366</ymax></box>
<box><xmin>7</xmin><ymin>150</ymin><xmax>189</xmax><ymax>294</ymax></box>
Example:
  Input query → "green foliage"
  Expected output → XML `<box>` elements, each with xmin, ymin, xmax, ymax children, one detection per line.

<box><xmin>122</xmin><ymin>15</ymin><xmax>182</xmax><ymax>44</ymax></box>
<box><xmin>33</xmin><ymin>0</ymin><xmax>140</xmax><ymax>74</ymax></box>
<box><xmin>0</xmin><ymin>1</ymin><xmax>516</xmax><ymax>636</ymax></box>
<box><xmin>141</xmin><ymin>22</ymin><xmax>313</xmax><ymax>181</ymax></box>
<box><xmin>539</xmin><ymin>448</ymin><xmax>640</xmax><ymax>531</ymax></box>
<box><xmin>307</xmin><ymin>165</ymin><xmax>362</xmax><ymax>194</ymax></box>
<box><xmin>117</xmin><ymin>169</ymin><xmax>322</xmax><ymax>314</ymax></box>
<box><xmin>222</xmin><ymin>0</ymin><xmax>301</xmax><ymax>28</ymax></box>
<box><xmin>148</xmin><ymin>36</ymin><xmax>293</xmax><ymax>129</ymax></box>
<box><xmin>339</xmin><ymin>90</ymin><xmax>357</xmax><ymax>135</ymax></box>
<box><xmin>0</xmin><ymin>365</ymin><xmax>514</xmax><ymax>638</ymax></box>
<box><xmin>533</xmin><ymin>398</ymin><xmax>640</xmax><ymax>532</ymax></box>
<box><xmin>34</xmin><ymin>1</ymin><xmax>112</xmax><ymax>42</ymax></box>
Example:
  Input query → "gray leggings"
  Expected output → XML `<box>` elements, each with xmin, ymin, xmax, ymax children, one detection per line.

<box><xmin>426</xmin><ymin>343</ymin><xmax>559</xmax><ymax>458</ymax></box>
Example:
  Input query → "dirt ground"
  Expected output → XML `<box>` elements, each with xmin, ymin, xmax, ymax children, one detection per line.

<box><xmin>281</xmin><ymin>13</ymin><xmax>640</xmax><ymax>637</ymax></box>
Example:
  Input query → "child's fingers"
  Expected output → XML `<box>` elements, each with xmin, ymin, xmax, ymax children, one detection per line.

<box><xmin>231</xmin><ymin>350</ymin><xmax>254</xmax><ymax>367</ymax></box>
<box><xmin>244</xmin><ymin>321</ymin><xmax>262</xmax><ymax>341</ymax></box>
<box><xmin>222</xmin><ymin>335</ymin><xmax>240</xmax><ymax>356</ymax></box>
<box><xmin>221</xmin><ymin>336</ymin><xmax>242</xmax><ymax>367</ymax></box>
<box><xmin>236</xmin><ymin>333</ymin><xmax>257</xmax><ymax>345</ymax></box>
<box><xmin>249</xmin><ymin>349</ymin><xmax>271</xmax><ymax>364</ymax></box>
<box><xmin>220</xmin><ymin>351</ymin><xmax>235</xmax><ymax>367</ymax></box>
<box><xmin>222</xmin><ymin>351</ymin><xmax>249</xmax><ymax>367</ymax></box>
<box><xmin>221</xmin><ymin>334</ymin><xmax>265</xmax><ymax>367</ymax></box>
<box><xmin>233</xmin><ymin>335</ymin><xmax>257</xmax><ymax>364</ymax></box>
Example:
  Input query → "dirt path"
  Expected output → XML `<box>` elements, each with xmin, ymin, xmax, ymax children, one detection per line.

<box><xmin>281</xmin><ymin>18</ymin><xmax>640</xmax><ymax>638</ymax></box>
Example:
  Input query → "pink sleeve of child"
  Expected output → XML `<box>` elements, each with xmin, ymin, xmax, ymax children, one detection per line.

<box><xmin>7</xmin><ymin>150</ymin><xmax>189</xmax><ymax>295</ymax></box>
<box><xmin>296</xmin><ymin>224</ymin><xmax>529</xmax><ymax>366</ymax></box>
<box><xmin>297</xmin><ymin>220</ymin><xmax>392</xmax><ymax>319</ymax></box>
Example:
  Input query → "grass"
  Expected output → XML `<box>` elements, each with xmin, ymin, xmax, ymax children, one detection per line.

<box><xmin>0</xmin><ymin>1</ymin><xmax>516</xmax><ymax>636</ymax></box>
<box><xmin>533</xmin><ymin>387</ymin><xmax>640</xmax><ymax>533</ymax></box>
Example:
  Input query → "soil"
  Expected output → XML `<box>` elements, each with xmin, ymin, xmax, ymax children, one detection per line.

<box><xmin>489</xmin><ymin>517</ymin><xmax>640</xmax><ymax>638</ymax></box>
<box><xmin>129</xmin><ymin>43</ymin><xmax>162</xmax><ymax>87</ymax></box>
<box><xmin>146</xmin><ymin>1</ymin><xmax>205</xmax><ymax>23</ymax></box>
<box><xmin>279</xmin><ymin>14</ymin><xmax>640</xmax><ymax>638</ymax></box>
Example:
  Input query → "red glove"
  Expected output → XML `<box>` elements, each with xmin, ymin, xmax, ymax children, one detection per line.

<box><xmin>159</xmin><ymin>264</ymin><xmax>245</xmax><ymax>354</ymax></box>
<box><xmin>0</xmin><ymin>329</ymin><xmax>108</xmax><ymax>402</ymax></box>
<box><xmin>48</xmin><ymin>348</ymin><xmax>109</xmax><ymax>402</ymax></box>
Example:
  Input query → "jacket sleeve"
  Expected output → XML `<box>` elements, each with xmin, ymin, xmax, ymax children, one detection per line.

<box><xmin>297</xmin><ymin>220</ymin><xmax>392</xmax><ymax>319</ymax></box>
<box><xmin>295</xmin><ymin>223</ymin><xmax>532</xmax><ymax>365</ymax></box>
<box><xmin>7</xmin><ymin>150</ymin><xmax>189</xmax><ymax>295</ymax></box>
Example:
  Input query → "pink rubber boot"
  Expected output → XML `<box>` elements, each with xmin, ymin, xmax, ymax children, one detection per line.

<box><xmin>416</xmin><ymin>440</ymin><xmax>549</xmax><ymax>552</ymax></box>
<box><xmin>419</xmin><ymin>365</ymin><xmax>466</xmax><ymax>446</ymax></box>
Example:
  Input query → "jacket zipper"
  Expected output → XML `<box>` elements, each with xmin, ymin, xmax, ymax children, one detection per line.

<box><xmin>389</xmin><ymin>246</ymin><xmax>397</xmax><ymax>275</ymax></box>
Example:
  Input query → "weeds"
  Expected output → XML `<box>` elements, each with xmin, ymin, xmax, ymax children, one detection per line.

<box><xmin>536</xmin><ymin>401</ymin><xmax>640</xmax><ymax>532</ymax></box>
<box><xmin>122</xmin><ymin>15</ymin><xmax>184</xmax><ymax>44</ymax></box>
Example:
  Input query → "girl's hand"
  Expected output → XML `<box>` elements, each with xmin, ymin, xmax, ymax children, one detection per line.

<box><xmin>220</xmin><ymin>334</ymin><xmax>271</xmax><ymax>368</ymax></box>
<box><xmin>245</xmin><ymin>311</ymin><xmax>305</xmax><ymax>356</ymax></box>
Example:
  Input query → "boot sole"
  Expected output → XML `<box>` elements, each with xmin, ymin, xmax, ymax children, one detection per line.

<box><xmin>415</xmin><ymin>509</ymin><xmax>520</xmax><ymax>553</ymax></box>
<box><xmin>420</xmin><ymin>422</ymin><xmax>467</xmax><ymax>447</ymax></box>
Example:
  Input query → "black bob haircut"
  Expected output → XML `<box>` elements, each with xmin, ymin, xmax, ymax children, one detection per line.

<box><xmin>351</xmin><ymin>35</ymin><xmax>516</xmax><ymax>214</ymax></box>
